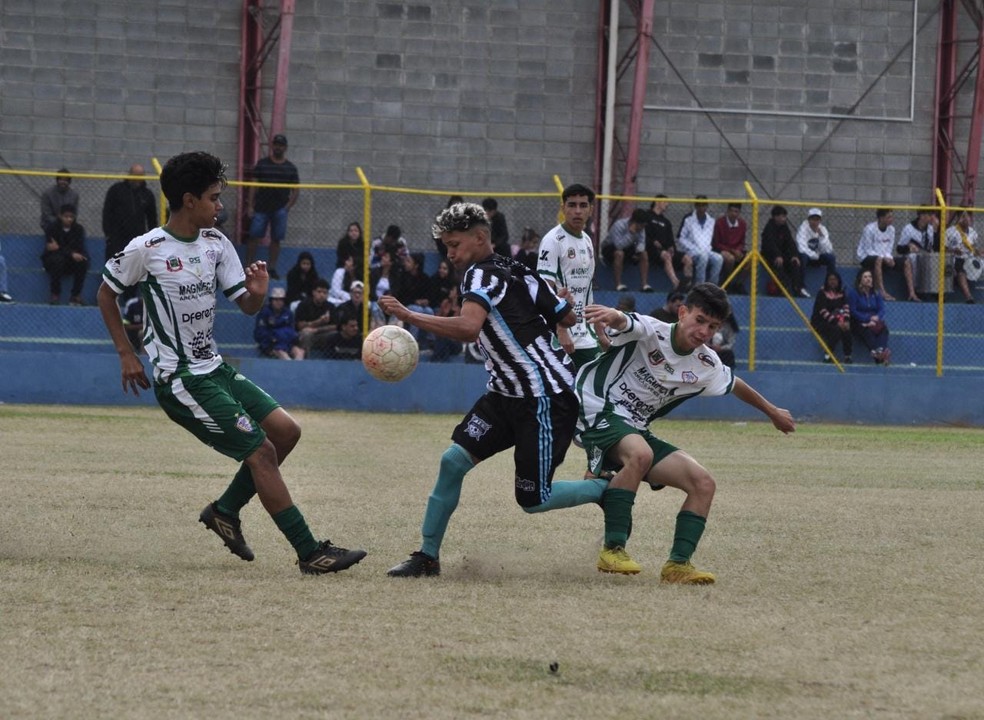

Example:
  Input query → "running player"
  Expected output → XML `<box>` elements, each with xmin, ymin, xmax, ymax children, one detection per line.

<box><xmin>379</xmin><ymin>202</ymin><xmax>609</xmax><ymax>577</ymax></box>
<box><xmin>536</xmin><ymin>183</ymin><xmax>601</xmax><ymax>369</ymax></box>
<box><xmin>96</xmin><ymin>151</ymin><xmax>366</xmax><ymax>575</ymax></box>
<box><xmin>578</xmin><ymin>283</ymin><xmax>795</xmax><ymax>582</ymax></box>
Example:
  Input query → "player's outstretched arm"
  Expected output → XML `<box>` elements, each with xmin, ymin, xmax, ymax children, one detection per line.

<box><xmin>732</xmin><ymin>377</ymin><xmax>795</xmax><ymax>434</ymax></box>
<box><xmin>584</xmin><ymin>304</ymin><xmax>628</xmax><ymax>332</ymax></box>
<box><xmin>97</xmin><ymin>282</ymin><xmax>151</xmax><ymax>395</ymax></box>
<box><xmin>379</xmin><ymin>295</ymin><xmax>487</xmax><ymax>342</ymax></box>
<box><xmin>237</xmin><ymin>261</ymin><xmax>270</xmax><ymax>315</ymax></box>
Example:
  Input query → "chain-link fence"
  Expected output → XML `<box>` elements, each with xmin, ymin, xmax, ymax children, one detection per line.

<box><xmin>2</xmin><ymin>165</ymin><xmax>982</xmax><ymax>375</ymax></box>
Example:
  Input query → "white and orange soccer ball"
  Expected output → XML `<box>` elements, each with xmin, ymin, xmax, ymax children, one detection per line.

<box><xmin>361</xmin><ymin>326</ymin><xmax>419</xmax><ymax>382</ymax></box>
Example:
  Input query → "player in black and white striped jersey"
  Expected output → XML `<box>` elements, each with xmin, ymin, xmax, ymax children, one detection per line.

<box><xmin>379</xmin><ymin>202</ymin><xmax>610</xmax><ymax>577</ymax></box>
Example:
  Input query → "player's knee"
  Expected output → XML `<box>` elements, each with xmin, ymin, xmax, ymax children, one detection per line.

<box><xmin>691</xmin><ymin>468</ymin><xmax>716</xmax><ymax>498</ymax></box>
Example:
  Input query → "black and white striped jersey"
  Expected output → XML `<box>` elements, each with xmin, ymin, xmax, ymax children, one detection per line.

<box><xmin>460</xmin><ymin>253</ymin><xmax>574</xmax><ymax>398</ymax></box>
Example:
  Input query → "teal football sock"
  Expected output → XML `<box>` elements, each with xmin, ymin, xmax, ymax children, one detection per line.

<box><xmin>522</xmin><ymin>478</ymin><xmax>607</xmax><ymax>513</ymax></box>
<box><xmin>420</xmin><ymin>444</ymin><xmax>474</xmax><ymax>559</ymax></box>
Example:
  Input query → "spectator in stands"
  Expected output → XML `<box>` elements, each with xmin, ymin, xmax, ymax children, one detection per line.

<box><xmin>329</xmin><ymin>255</ymin><xmax>358</xmax><ymax>305</ymax></box>
<box><xmin>603</xmin><ymin>208</ymin><xmax>651</xmax><ymax>292</ymax></box>
<box><xmin>370</xmin><ymin>249</ymin><xmax>404</xmax><ymax>304</ymax></box>
<box><xmin>395</xmin><ymin>252</ymin><xmax>435</xmax><ymax>347</ymax></box>
<box><xmin>244</xmin><ymin>134</ymin><xmax>299</xmax><ymax>278</ymax></box>
<box><xmin>323</xmin><ymin>314</ymin><xmax>363</xmax><ymax>360</ymax></box>
<box><xmin>811</xmin><ymin>271</ymin><xmax>852</xmax><ymax>364</ymax></box>
<box><xmin>295</xmin><ymin>278</ymin><xmax>337</xmax><ymax>358</ymax></box>
<box><xmin>430</xmin><ymin>286</ymin><xmax>463</xmax><ymax>362</ymax></box>
<box><xmin>285</xmin><ymin>250</ymin><xmax>320</xmax><ymax>305</ymax></box>
<box><xmin>856</xmin><ymin>208</ymin><xmax>897</xmax><ymax>301</ymax></box>
<box><xmin>42</xmin><ymin>204</ymin><xmax>90</xmax><ymax>305</ymax></box>
<box><xmin>708</xmin><ymin>311</ymin><xmax>739</xmax><ymax>369</ymax></box>
<box><xmin>430</xmin><ymin>258</ymin><xmax>457</xmax><ymax>308</ymax></box>
<box><xmin>896</xmin><ymin>208</ymin><xmax>938</xmax><ymax>303</ymax></box>
<box><xmin>513</xmin><ymin>227</ymin><xmax>540</xmax><ymax>271</ymax></box>
<box><xmin>712</xmin><ymin>202</ymin><xmax>748</xmax><ymax>294</ymax></box>
<box><xmin>848</xmin><ymin>269</ymin><xmax>891</xmax><ymax>365</ymax></box>
<box><xmin>650</xmin><ymin>289</ymin><xmax>686</xmax><ymax>323</ymax></box>
<box><xmin>123</xmin><ymin>296</ymin><xmax>144</xmax><ymax>354</ymax></box>
<box><xmin>761</xmin><ymin>205</ymin><xmax>806</xmax><ymax>297</ymax></box>
<box><xmin>0</xmin><ymin>239</ymin><xmax>13</xmax><ymax>303</ymax></box>
<box><xmin>336</xmin><ymin>221</ymin><xmax>364</xmax><ymax>272</ymax></box>
<box><xmin>678</xmin><ymin>195</ymin><xmax>722</xmax><ymax>286</ymax></box>
<box><xmin>370</xmin><ymin>224</ymin><xmax>409</xmax><ymax>269</ymax></box>
<box><xmin>645</xmin><ymin>194</ymin><xmax>689</xmax><ymax>290</ymax></box>
<box><xmin>254</xmin><ymin>286</ymin><xmax>304</xmax><ymax>360</ymax></box>
<box><xmin>795</xmin><ymin>208</ymin><xmax>837</xmax><ymax>295</ymax></box>
<box><xmin>335</xmin><ymin>280</ymin><xmax>368</xmax><ymax>333</ymax></box>
<box><xmin>40</xmin><ymin>168</ymin><xmax>79</xmax><ymax>231</ymax></box>
<box><xmin>945</xmin><ymin>209</ymin><xmax>982</xmax><ymax>304</ymax></box>
<box><xmin>482</xmin><ymin>197</ymin><xmax>511</xmax><ymax>257</ymax></box>
<box><xmin>102</xmin><ymin>163</ymin><xmax>157</xmax><ymax>261</ymax></box>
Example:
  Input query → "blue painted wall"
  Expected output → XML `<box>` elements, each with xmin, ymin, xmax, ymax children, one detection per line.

<box><xmin>1</xmin><ymin>350</ymin><xmax>980</xmax><ymax>427</ymax></box>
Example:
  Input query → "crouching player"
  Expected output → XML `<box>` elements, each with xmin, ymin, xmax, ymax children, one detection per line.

<box><xmin>579</xmin><ymin>283</ymin><xmax>795</xmax><ymax>583</ymax></box>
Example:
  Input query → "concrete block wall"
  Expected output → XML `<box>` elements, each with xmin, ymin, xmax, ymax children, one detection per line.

<box><xmin>0</xmin><ymin>0</ymin><xmax>966</xmax><ymax>239</ymax></box>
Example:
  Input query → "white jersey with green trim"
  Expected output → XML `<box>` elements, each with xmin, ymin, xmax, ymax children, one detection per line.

<box><xmin>576</xmin><ymin>313</ymin><xmax>734</xmax><ymax>431</ymax></box>
<box><xmin>102</xmin><ymin>226</ymin><xmax>248</xmax><ymax>382</ymax></box>
<box><xmin>536</xmin><ymin>223</ymin><xmax>597</xmax><ymax>350</ymax></box>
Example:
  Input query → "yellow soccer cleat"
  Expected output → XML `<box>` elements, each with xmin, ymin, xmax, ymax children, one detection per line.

<box><xmin>597</xmin><ymin>546</ymin><xmax>642</xmax><ymax>575</ymax></box>
<box><xmin>660</xmin><ymin>560</ymin><xmax>716</xmax><ymax>584</ymax></box>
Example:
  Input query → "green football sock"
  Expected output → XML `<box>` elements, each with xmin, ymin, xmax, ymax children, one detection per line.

<box><xmin>272</xmin><ymin>505</ymin><xmax>319</xmax><ymax>560</ymax></box>
<box><xmin>668</xmin><ymin>510</ymin><xmax>707</xmax><ymax>563</ymax></box>
<box><xmin>602</xmin><ymin>488</ymin><xmax>636</xmax><ymax>549</ymax></box>
<box><xmin>420</xmin><ymin>444</ymin><xmax>474</xmax><ymax>559</ymax></box>
<box><xmin>216</xmin><ymin>464</ymin><xmax>256</xmax><ymax>517</ymax></box>
<box><xmin>522</xmin><ymin>478</ymin><xmax>607</xmax><ymax>513</ymax></box>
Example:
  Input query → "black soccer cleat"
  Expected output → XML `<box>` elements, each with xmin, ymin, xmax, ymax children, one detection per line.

<box><xmin>298</xmin><ymin>540</ymin><xmax>367</xmax><ymax>575</ymax></box>
<box><xmin>387</xmin><ymin>551</ymin><xmax>441</xmax><ymax>577</ymax></box>
<box><xmin>199</xmin><ymin>502</ymin><xmax>255</xmax><ymax>561</ymax></box>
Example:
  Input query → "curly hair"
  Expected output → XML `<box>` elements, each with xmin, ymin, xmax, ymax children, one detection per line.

<box><xmin>432</xmin><ymin>202</ymin><xmax>488</xmax><ymax>239</ymax></box>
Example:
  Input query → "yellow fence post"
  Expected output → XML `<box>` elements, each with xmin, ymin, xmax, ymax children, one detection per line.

<box><xmin>934</xmin><ymin>188</ymin><xmax>948</xmax><ymax>377</ymax></box>
<box><xmin>150</xmin><ymin>157</ymin><xmax>167</xmax><ymax>226</ymax></box>
<box><xmin>356</xmin><ymin>166</ymin><xmax>372</xmax><ymax>340</ymax></box>
<box><xmin>743</xmin><ymin>182</ymin><xmax>759</xmax><ymax>371</ymax></box>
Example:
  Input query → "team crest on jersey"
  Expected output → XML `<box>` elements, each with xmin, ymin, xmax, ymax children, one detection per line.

<box><xmin>567</xmin><ymin>247</ymin><xmax>576</xmax><ymax>259</ymax></box>
<box><xmin>205</xmin><ymin>249</ymin><xmax>217</xmax><ymax>263</ymax></box>
<box><xmin>681</xmin><ymin>371</ymin><xmax>698</xmax><ymax>384</ymax></box>
<box><xmin>465</xmin><ymin>414</ymin><xmax>491</xmax><ymax>440</ymax></box>
<box><xmin>697</xmin><ymin>352</ymin><xmax>716</xmax><ymax>368</ymax></box>
<box><xmin>235</xmin><ymin>414</ymin><xmax>255</xmax><ymax>433</ymax></box>
<box><xmin>166</xmin><ymin>256</ymin><xmax>183</xmax><ymax>272</ymax></box>
<box><xmin>144</xmin><ymin>236</ymin><xmax>165</xmax><ymax>248</ymax></box>
<box><xmin>647</xmin><ymin>348</ymin><xmax>665</xmax><ymax>366</ymax></box>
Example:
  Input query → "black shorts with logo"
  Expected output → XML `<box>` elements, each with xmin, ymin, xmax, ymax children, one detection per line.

<box><xmin>451</xmin><ymin>388</ymin><xmax>578</xmax><ymax>508</ymax></box>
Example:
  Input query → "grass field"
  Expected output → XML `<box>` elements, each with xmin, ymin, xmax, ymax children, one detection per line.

<box><xmin>2</xmin><ymin>404</ymin><xmax>983</xmax><ymax>719</ymax></box>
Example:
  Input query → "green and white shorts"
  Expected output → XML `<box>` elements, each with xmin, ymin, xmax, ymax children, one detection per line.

<box><xmin>154</xmin><ymin>363</ymin><xmax>279</xmax><ymax>462</ymax></box>
<box><xmin>580</xmin><ymin>411</ymin><xmax>678</xmax><ymax>480</ymax></box>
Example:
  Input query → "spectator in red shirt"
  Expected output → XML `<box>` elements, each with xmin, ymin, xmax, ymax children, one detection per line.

<box><xmin>712</xmin><ymin>203</ymin><xmax>748</xmax><ymax>294</ymax></box>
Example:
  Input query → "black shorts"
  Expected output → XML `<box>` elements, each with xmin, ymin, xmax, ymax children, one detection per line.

<box><xmin>451</xmin><ymin>389</ymin><xmax>578</xmax><ymax>508</ymax></box>
<box><xmin>602</xmin><ymin>243</ymin><xmax>640</xmax><ymax>265</ymax></box>
<box><xmin>646</xmin><ymin>243</ymin><xmax>687</xmax><ymax>270</ymax></box>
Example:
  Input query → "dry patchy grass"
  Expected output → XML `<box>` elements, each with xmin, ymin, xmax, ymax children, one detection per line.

<box><xmin>2</xmin><ymin>405</ymin><xmax>983</xmax><ymax>719</ymax></box>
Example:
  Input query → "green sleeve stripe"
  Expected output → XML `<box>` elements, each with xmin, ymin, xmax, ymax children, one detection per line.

<box><xmin>102</xmin><ymin>269</ymin><xmax>126</xmax><ymax>292</ymax></box>
<box><xmin>224</xmin><ymin>280</ymin><xmax>246</xmax><ymax>298</ymax></box>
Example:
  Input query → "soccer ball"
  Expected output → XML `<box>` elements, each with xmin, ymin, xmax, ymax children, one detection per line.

<box><xmin>361</xmin><ymin>326</ymin><xmax>419</xmax><ymax>382</ymax></box>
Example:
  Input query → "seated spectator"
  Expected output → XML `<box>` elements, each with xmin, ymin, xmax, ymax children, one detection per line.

<box><xmin>795</xmin><ymin>208</ymin><xmax>837</xmax><ymax>295</ymax></box>
<box><xmin>0</xmin><ymin>239</ymin><xmax>13</xmax><ymax>303</ymax></box>
<box><xmin>329</xmin><ymin>255</ymin><xmax>358</xmax><ymax>305</ymax></box>
<box><xmin>429</xmin><ymin>257</ymin><xmax>457</xmax><ymax>308</ymax></box>
<box><xmin>856</xmin><ymin>208</ymin><xmax>897</xmax><ymax>301</ymax></box>
<box><xmin>761</xmin><ymin>205</ymin><xmax>805</xmax><ymax>297</ymax></box>
<box><xmin>482</xmin><ymin>197</ymin><xmax>511</xmax><ymax>256</ymax></box>
<box><xmin>650</xmin><ymin>289</ymin><xmax>686</xmax><ymax>323</ymax></box>
<box><xmin>712</xmin><ymin>202</ymin><xmax>748</xmax><ymax>293</ymax></box>
<box><xmin>42</xmin><ymin>204</ymin><xmax>90</xmax><ymax>305</ymax></box>
<box><xmin>336</xmin><ymin>221</ymin><xmax>364</xmax><ymax>272</ymax></box>
<box><xmin>323</xmin><ymin>314</ymin><xmax>363</xmax><ymax>360</ymax></box>
<box><xmin>708</xmin><ymin>312</ymin><xmax>739</xmax><ymax>369</ymax></box>
<box><xmin>40</xmin><ymin>168</ymin><xmax>79</xmax><ymax>231</ymax></box>
<box><xmin>945</xmin><ymin>209</ymin><xmax>981</xmax><ymax>304</ymax></box>
<box><xmin>285</xmin><ymin>250</ymin><xmax>320</xmax><ymax>305</ymax></box>
<box><xmin>336</xmin><ymin>280</ymin><xmax>367</xmax><ymax>333</ymax></box>
<box><xmin>295</xmin><ymin>278</ymin><xmax>337</xmax><ymax>358</ymax></box>
<box><xmin>811</xmin><ymin>271</ymin><xmax>852</xmax><ymax>364</ymax></box>
<box><xmin>602</xmin><ymin>208</ymin><xmax>651</xmax><ymax>292</ymax></box>
<box><xmin>677</xmin><ymin>195</ymin><xmax>722</xmax><ymax>285</ymax></box>
<box><xmin>370</xmin><ymin>249</ymin><xmax>405</xmax><ymax>326</ymax></box>
<box><xmin>645</xmin><ymin>195</ymin><xmax>689</xmax><ymax>290</ymax></box>
<box><xmin>848</xmin><ymin>269</ymin><xmax>891</xmax><ymax>365</ymax></box>
<box><xmin>896</xmin><ymin>208</ymin><xmax>938</xmax><ymax>302</ymax></box>
<box><xmin>430</xmin><ymin>286</ymin><xmax>463</xmax><ymax>362</ymax></box>
<box><xmin>370</xmin><ymin>224</ymin><xmax>409</xmax><ymax>269</ymax></box>
<box><xmin>254</xmin><ymin>286</ymin><xmax>304</xmax><ymax>360</ymax></box>
<box><xmin>513</xmin><ymin>227</ymin><xmax>540</xmax><ymax>271</ymax></box>
<box><xmin>122</xmin><ymin>296</ymin><xmax>145</xmax><ymax>354</ymax></box>
<box><xmin>395</xmin><ymin>252</ymin><xmax>435</xmax><ymax>346</ymax></box>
